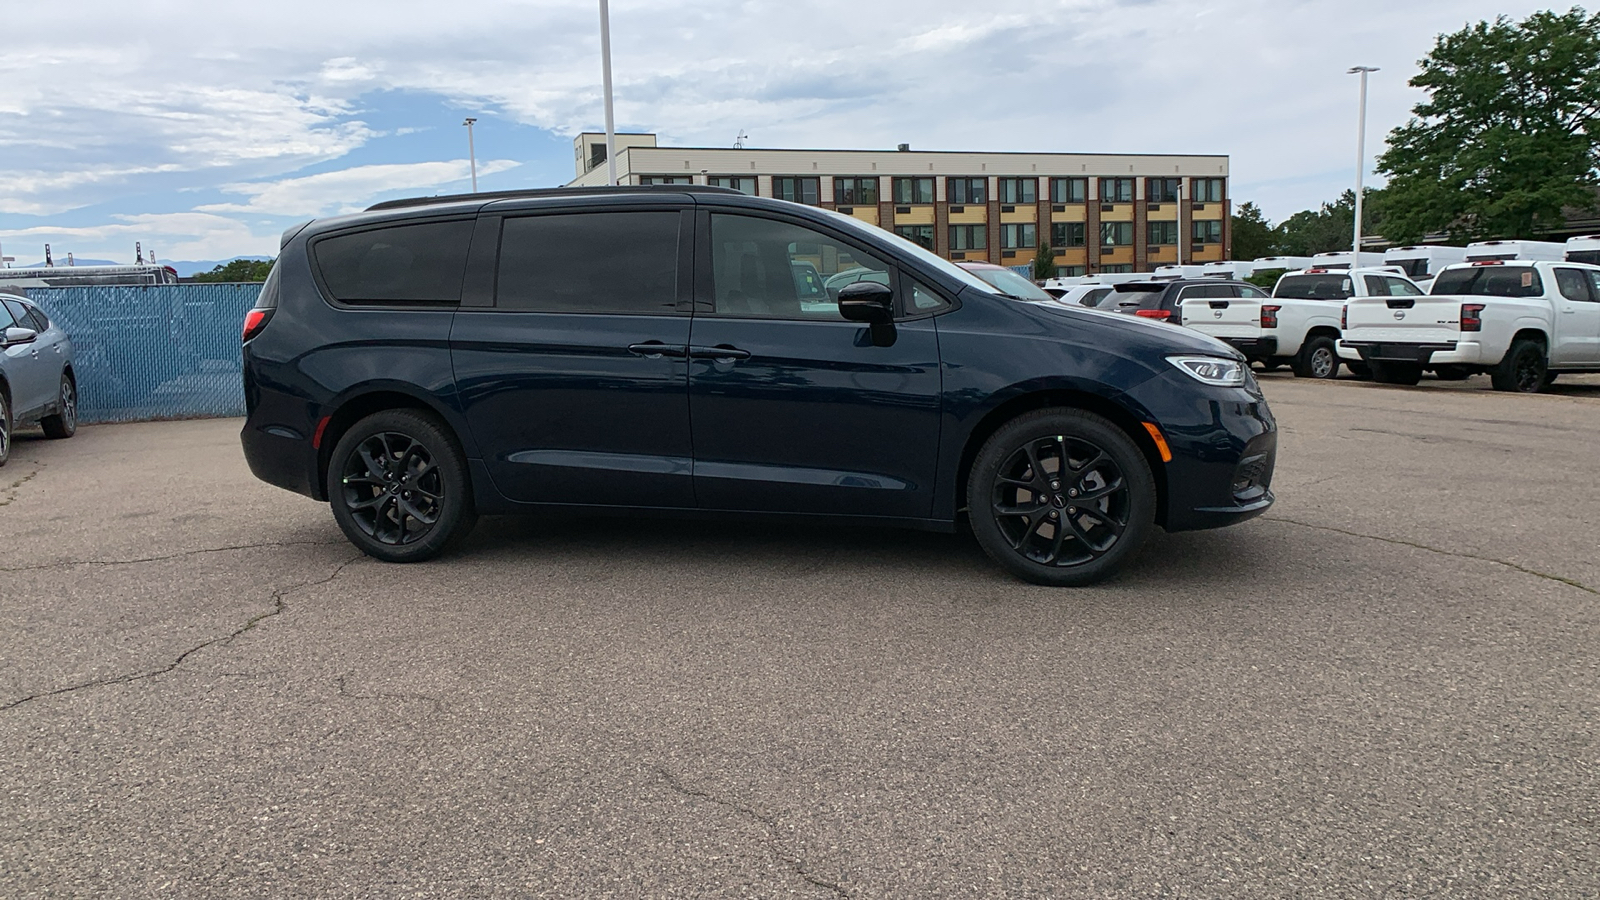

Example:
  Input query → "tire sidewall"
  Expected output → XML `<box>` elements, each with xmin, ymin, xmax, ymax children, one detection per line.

<box><xmin>966</xmin><ymin>409</ymin><xmax>1156</xmax><ymax>587</ymax></box>
<box><xmin>1300</xmin><ymin>337</ymin><xmax>1340</xmax><ymax>380</ymax></box>
<box><xmin>0</xmin><ymin>391</ymin><xmax>9</xmax><ymax>467</ymax></box>
<box><xmin>327</xmin><ymin>409</ymin><xmax>476</xmax><ymax>562</ymax></box>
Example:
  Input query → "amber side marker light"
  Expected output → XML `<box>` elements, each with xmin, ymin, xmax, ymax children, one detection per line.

<box><xmin>1142</xmin><ymin>422</ymin><xmax>1173</xmax><ymax>463</ymax></box>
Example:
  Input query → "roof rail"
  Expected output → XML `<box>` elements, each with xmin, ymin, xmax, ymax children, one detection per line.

<box><xmin>366</xmin><ymin>184</ymin><xmax>742</xmax><ymax>212</ymax></box>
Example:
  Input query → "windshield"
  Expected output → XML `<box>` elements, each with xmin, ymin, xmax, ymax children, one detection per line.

<box><xmin>822</xmin><ymin>209</ymin><xmax>997</xmax><ymax>294</ymax></box>
<box><xmin>1274</xmin><ymin>274</ymin><xmax>1353</xmax><ymax>300</ymax></box>
<box><xmin>969</xmin><ymin>267</ymin><xmax>1053</xmax><ymax>301</ymax></box>
<box><xmin>1430</xmin><ymin>265</ymin><xmax>1544</xmax><ymax>297</ymax></box>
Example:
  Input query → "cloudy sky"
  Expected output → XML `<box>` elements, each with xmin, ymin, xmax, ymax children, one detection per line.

<box><xmin>0</xmin><ymin>0</ymin><xmax>1562</xmax><ymax>266</ymax></box>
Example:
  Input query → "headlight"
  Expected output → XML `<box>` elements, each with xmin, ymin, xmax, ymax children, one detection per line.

<box><xmin>1167</xmin><ymin>355</ymin><xmax>1247</xmax><ymax>387</ymax></box>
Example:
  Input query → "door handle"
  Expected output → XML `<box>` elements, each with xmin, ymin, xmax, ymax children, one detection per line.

<box><xmin>627</xmin><ymin>342</ymin><xmax>687</xmax><ymax>358</ymax></box>
<box><xmin>689</xmin><ymin>344</ymin><xmax>751</xmax><ymax>361</ymax></box>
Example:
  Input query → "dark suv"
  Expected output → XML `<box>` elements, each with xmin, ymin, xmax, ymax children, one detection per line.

<box><xmin>241</xmin><ymin>187</ymin><xmax>1276</xmax><ymax>586</ymax></box>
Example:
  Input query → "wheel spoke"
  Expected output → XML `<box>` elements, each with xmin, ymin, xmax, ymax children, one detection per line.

<box><xmin>993</xmin><ymin>497</ymin><xmax>1045</xmax><ymax>518</ymax></box>
<box><xmin>1023</xmin><ymin>442</ymin><xmax>1048</xmax><ymax>485</ymax></box>
<box><xmin>1069</xmin><ymin>449</ymin><xmax>1108</xmax><ymax>474</ymax></box>
<box><xmin>398</xmin><ymin>497</ymin><xmax>439</xmax><ymax>525</ymax></box>
<box><xmin>356</xmin><ymin>445</ymin><xmax>388</xmax><ymax>480</ymax></box>
<box><xmin>1075</xmin><ymin>476</ymin><xmax>1124</xmax><ymax>502</ymax></box>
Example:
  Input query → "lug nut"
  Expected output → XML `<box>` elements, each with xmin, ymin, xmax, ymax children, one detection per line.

<box><xmin>1068</xmin><ymin>489</ymin><xmax>1078</xmax><ymax>497</ymax></box>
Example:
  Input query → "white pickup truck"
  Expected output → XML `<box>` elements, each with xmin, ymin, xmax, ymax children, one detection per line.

<box><xmin>1341</xmin><ymin>259</ymin><xmax>1600</xmax><ymax>391</ymax></box>
<box><xmin>1180</xmin><ymin>266</ymin><xmax>1423</xmax><ymax>379</ymax></box>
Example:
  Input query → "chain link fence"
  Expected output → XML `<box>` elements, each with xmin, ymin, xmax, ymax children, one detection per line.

<box><xmin>22</xmin><ymin>284</ymin><xmax>260</xmax><ymax>424</ymax></box>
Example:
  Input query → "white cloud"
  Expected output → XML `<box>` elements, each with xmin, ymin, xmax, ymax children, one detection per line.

<box><xmin>198</xmin><ymin>159</ymin><xmax>522</xmax><ymax>216</ymax></box>
<box><xmin>0</xmin><ymin>213</ymin><xmax>276</xmax><ymax>263</ymax></box>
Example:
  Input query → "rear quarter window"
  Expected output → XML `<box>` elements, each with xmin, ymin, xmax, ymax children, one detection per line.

<box><xmin>313</xmin><ymin>219</ymin><xmax>474</xmax><ymax>305</ymax></box>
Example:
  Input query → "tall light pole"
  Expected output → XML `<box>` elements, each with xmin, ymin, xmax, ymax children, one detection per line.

<box><xmin>1348</xmin><ymin>66</ymin><xmax>1378</xmax><ymax>259</ymax></box>
<box><xmin>462</xmin><ymin>117</ymin><xmax>479</xmax><ymax>192</ymax></box>
<box><xmin>598</xmin><ymin>0</ymin><xmax>617</xmax><ymax>186</ymax></box>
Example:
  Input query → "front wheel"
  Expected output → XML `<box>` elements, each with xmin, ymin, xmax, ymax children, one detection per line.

<box><xmin>967</xmin><ymin>409</ymin><xmax>1156</xmax><ymax>587</ymax></box>
<box><xmin>0</xmin><ymin>391</ymin><xmax>10</xmax><ymax>467</ymax></box>
<box><xmin>40</xmin><ymin>374</ymin><xmax>77</xmax><ymax>439</ymax></box>
<box><xmin>1291</xmin><ymin>336</ymin><xmax>1340</xmax><ymax>379</ymax></box>
<box><xmin>1370</xmin><ymin>360</ymin><xmax>1423</xmax><ymax>386</ymax></box>
<box><xmin>327</xmin><ymin>409</ymin><xmax>478</xmax><ymax>562</ymax></box>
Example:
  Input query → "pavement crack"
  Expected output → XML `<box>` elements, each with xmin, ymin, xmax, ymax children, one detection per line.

<box><xmin>655</xmin><ymin>766</ymin><xmax>850</xmax><ymax>899</ymax></box>
<box><xmin>1264</xmin><ymin>516</ymin><xmax>1598</xmax><ymax>597</ymax></box>
<box><xmin>333</xmin><ymin>672</ymin><xmax>444</xmax><ymax>715</ymax></box>
<box><xmin>0</xmin><ymin>539</ymin><xmax>348</xmax><ymax>572</ymax></box>
<box><xmin>0</xmin><ymin>554</ymin><xmax>364</xmax><ymax>713</ymax></box>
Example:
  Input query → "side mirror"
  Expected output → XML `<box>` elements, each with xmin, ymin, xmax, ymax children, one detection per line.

<box><xmin>3</xmin><ymin>326</ymin><xmax>37</xmax><ymax>348</ymax></box>
<box><xmin>837</xmin><ymin>281</ymin><xmax>896</xmax><ymax>347</ymax></box>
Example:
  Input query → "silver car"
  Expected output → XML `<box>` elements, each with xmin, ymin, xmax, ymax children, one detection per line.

<box><xmin>1</xmin><ymin>293</ymin><xmax>77</xmax><ymax>465</ymax></box>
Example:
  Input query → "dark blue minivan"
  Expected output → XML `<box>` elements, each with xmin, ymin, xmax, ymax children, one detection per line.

<box><xmin>241</xmin><ymin>186</ymin><xmax>1275</xmax><ymax>585</ymax></box>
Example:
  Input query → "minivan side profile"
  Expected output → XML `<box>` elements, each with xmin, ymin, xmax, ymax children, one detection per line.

<box><xmin>241</xmin><ymin>186</ymin><xmax>1276</xmax><ymax>586</ymax></box>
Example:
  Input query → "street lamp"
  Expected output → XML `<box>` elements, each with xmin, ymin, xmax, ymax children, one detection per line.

<box><xmin>598</xmin><ymin>0</ymin><xmax>617</xmax><ymax>186</ymax></box>
<box><xmin>463</xmin><ymin>117</ymin><xmax>479</xmax><ymax>192</ymax></box>
<box><xmin>1348</xmin><ymin>66</ymin><xmax>1379</xmax><ymax>258</ymax></box>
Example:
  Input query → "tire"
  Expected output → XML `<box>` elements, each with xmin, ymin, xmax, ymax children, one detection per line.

<box><xmin>1490</xmin><ymin>339</ymin><xmax>1548</xmax><ymax>393</ymax></box>
<box><xmin>0</xmin><ymin>390</ymin><xmax>10</xmax><ymax>468</ymax></box>
<box><xmin>1345</xmin><ymin>360</ymin><xmax>1372</xmax><ymax>380</ymax></box>
<box><xmin>40</xmin><ymin>374</ymin><xmax>77</xmax><ymax>439</ymax></box>
<box><xmin>1291</xmin><ymin>336</ymin><xmax>1340</xmax><ymax>379</ymax></box>
<box><xmin>1370</xmin><ymin>360</ymin><xmax>1423</xmax><ymax>386</ymax></box>
<box><xmin>1432</xmin><ymin>365</ymin><xmax>1471</xmax><ymax>381</ymax></box>
<box><xmin>966</xmin><ymin>408</ymin><xmax>1156</xmax><ymax>587</ymax></box>
<box><xmin>327</xmin><ymin>409</ymin><xmax>478</xmax><ymax>562</ymax></box>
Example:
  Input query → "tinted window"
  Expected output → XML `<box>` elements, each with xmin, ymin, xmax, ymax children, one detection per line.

<box><xmin>0</xmin><ymin>302</ymin><xmax>15</xmax><ymax>329</ymax></box>
<box><xmin>911</xmin><ymin>281</ymin><xmax>951</xmax><ymax>312</ymax></box>
<box><xmin>709</xmin><ymin>214</ymin><xmax>886</xmax><ymax>319</ymax></box>
<box><xmin>314</xmin><ymin>220</ymin><xmax>473</xmax><ymax>304</ymax></box>
<box><xmin>1554</xmin><ymin>267</ymin><xmax>1592</xmax><ymax>302</ymax></box>
<box><xmin>1431</xmin><ymin>266</ymin><xmax>1543</xmax><ymax>297</ymax></box>
<box><xmin>1108</xmin><ymin>287</ymin><xmax>1166</xmax><ymax>310</ymax></box>
<box><xmin>1385</xmin><ymin>277</ymin><xmax>1423</xmax><ymax>296</ymax></box>
<box><xmin>3</xmin><ymin>299</ymin><xmax>30</xmax><ymax>327</ymax></box>
<box><xmin>497</xmin><ymin>212</ymin><xmax>680</xmax><ymax>314</ymax></box>
<box><xmin>1275</xmin><ymin>274</ymin><xmax>1353</xmax><ymax>300</ymax></box>
<box><xmin>27</xmin><ymin>307</ymin><xmax>50</xmax><ymax>331</ymax></box>
<box><xmin>1587</xmin><ymin>270</ymin><xmax>1600</xmax><ymax>300</ymax></box>
<box><xmin>1363</xmin><ymin>275</ymin><xmax>1392</xmax><ymax>296</ymax></box>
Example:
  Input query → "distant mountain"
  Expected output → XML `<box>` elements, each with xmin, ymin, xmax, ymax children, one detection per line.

<box><xmin>161</xmin><ymin>257</ymin><xmax>272</xmax><ymax>278</ymax></box>
<box><xmin>12</xmin><ymin>258</ymin><xmax>120</xmax><ymax>268</ymax></box>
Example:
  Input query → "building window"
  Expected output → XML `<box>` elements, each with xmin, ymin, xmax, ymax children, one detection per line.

<box><xmin>1051</xmin><ymin>222</ymin><xmax>1087</xmax><ymax>248</ymax></box>
<box><xmin>1099</xmin><ymin>178</ymin><xmax>1134</xmax><ymax>203</ymax></box>
<box><xmin>834</xmin><ymin>177</ymin><xmax>879</xmax><ymax>206</ymax></box>
<box><xmin>1193</xmin><ymin>220</ymin><xmax>1223</xmax><ymax>244</ymax></box>
<box><xmin>709</xmin><ymin>176</ymin><xmax>757</xmax><ymax>195</ymax></box>
<box><xmin>1000</xmin><ymin>223</ymin><xmax>1037</xmax><ymax>249</ymax></box>
<box><xmin>949</xmin><ymin>225</ymin><xmax>986</xmax><ymax>251</ymax></box>
<box><xmin>998</xmin><ymin>177</ymin><xmax>1037</xmax><ymax>204</ymax></box>
<box><xmin>1058</xmin><ymin>265</ymin><xmax>1087</xmax><ymax>277</ymax></box>
<box><xmin>1100</xmin><ymin>264</ymin><xmax>1134</xmax><ymax>274</ymax></box>
<box><xmin>1051</xmin><ymin>178</ymin><xmax>1087</xmax><ymax>204</ymax></box>
<box><xmin>948</xmin><ymin>177</ymin><xmax>987</xmax><ymax>205</ymax></box>
<box><xmin>1147</xmin><ymin>221</ymin><xmax>1179</xmax><ymax>245</ymax></box>
<box><xmin>894</xmin><ymin>225</ymin><xmax>935</xmax><ymax>249</ymax></box>
<box><xmin>772</xmin><ymin>176</ymin><xmax>821</xmax><ymax>205</ymax></box>
<box><xmin>639</xmin><ymin>175</ymin><xmax>693</xmax><ymax>185</ymax></box>
<box><xmin>1192</xmin><ymin>178</ymin><xmax>1225</xmax><ymax>203</ymax></box>
<box><xmin>893</xmin><ymin>177</ymin><xmax>934</xmax><ymax>204</ymax></box>
<box><xmin>1147</xmin><ymin>178</ymin><xmax>1181</xmax><ymax>203</ymax></box>
<box><xmin>1100</xmin><ymin>222</ymin><xmax>1134</xmax><ymax>246</ymax></box>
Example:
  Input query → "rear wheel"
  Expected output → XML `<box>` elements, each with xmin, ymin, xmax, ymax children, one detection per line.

<box><xmin>328</xmin><ymin>409</ymin><xmax>478</xmax><ymax>562</ymax></box>
<box><xmin>1490</xmin><ymin>339</ymin><xmax>1548</xmax><ymax>393</ymax></box>
<box><xmin>1291</xmin><ymin>336</ymin><xmax>1340</xmax><ymax>379</ymax></box>
<box><xmin>40</xmin><ymin>374</ymin><xmax>77</xmax><ymax>439</ymax></box>
<box><xmin>1370</xmin><ymin>360</ymin><xmax>1423</xmax><ymax>386</ymax></box>
<box><xmin>0</xmin><ymin>391</ymin><xmax>10</xmax><ymax>468</ymax></box>
<box><xmin>967</xmin><ymin>408</ymin><xmax>1156</xmax><ymax>587</ymax></box>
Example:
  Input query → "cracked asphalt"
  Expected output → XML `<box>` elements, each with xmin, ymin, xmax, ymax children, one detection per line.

<box><xmin>2</xmin><ymin>372</ymin><xmax>1598</xmax><ymax>898</ymax></box>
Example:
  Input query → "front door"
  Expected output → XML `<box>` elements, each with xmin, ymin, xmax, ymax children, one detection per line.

<box><xmin>1550</xmin><ymin>267</ymin><xmax>1600</xmax><ymax>365</ymax></box>
<box><xmin>687</xmin><ymin>211</ymin><xmax>943</xmax><ymax>518</ymax></box>
<box><xmin>0</xmin><ymin>300</ymin><xmax>51</xmax><ymax>417</ymax></box>
<box><xmin>450</xmin><ymin>206</ymin><xmax>696</xmax><ymax>507</ymax></box>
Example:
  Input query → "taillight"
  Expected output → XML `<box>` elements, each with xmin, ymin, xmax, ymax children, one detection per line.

<box><xmin>1134</xmin><ymin>309</ymin><xmax>1171</xmax><ymax>320</ymax></box>
<box><xmin>1341</xmin><ymin>304</ymin><xmax>1348</xmax><ymax>330</ymax></box>
<box><xmin>1461</xmin><ymin>303</ymin><xmax>1485</xmax><ymax>332</ymax></box>
<box><xmin>242</xmin><ymin>307</ymin><xmax>273</xmax><ymax>343</ymax></box>
<box><xmin>1261</xmin><ymin>305</ymin><xmax>1280</xmax><ymax>329</ymax></box>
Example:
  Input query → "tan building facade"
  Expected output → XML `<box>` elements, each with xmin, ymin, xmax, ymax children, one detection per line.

<box><xmin>569</xmin><ymin>133</ymin><xmax>1231</xmax><ymax>275</ymax></box>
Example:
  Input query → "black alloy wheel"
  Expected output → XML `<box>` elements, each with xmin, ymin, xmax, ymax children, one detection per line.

<box><xmin>968</xmin><ymin>409</ymin><xmax>1155</xmax><ymax>586</ymax></box>
<box><xmin>0</xmin><ymin>391</ymin><xmax>10</xmax><ymax>467</ymax></box>
<box><xmin>1491</xmin><ymin>339</ymin><xmax>1548</xmax><ymax>394</ymax></box>
<box><xmin>41</xmin><ymin>375</ymin><xmax>76</xmax><ymax>439</ymax></box>
<box><xmin>328</xmin><ymin>409</ymin><xmax>477</xmax><ymax>562</ymax></box>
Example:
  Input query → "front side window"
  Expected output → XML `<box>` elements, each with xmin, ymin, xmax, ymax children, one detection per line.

<box><xmin>998</xmin><ymin>178</ymin><xmax>1037</xmax><ymax>204</ymax></box>
<box><xmin>639</xmin><ymin>175</ymin><xmax>693</xmax><ymax>185</ymax></box>
<box><xmin>1363</xmin><ymin>275</ymin><xmax>1395</xmax><ymax>297</ymax></box>
<box><xmin>1000</xmin><ymin>223</ymin><xmax>1037</xmax><ymax>250</ymax></box>
<box><xmin>709</xmin><ymin>176</ymin><xmax>757</xmax><ymax>195</ymax></box>
<box><xmin>1051</xmin><ymin>178</ymin><xmax>1087</xmax><ymax>204</ymax></box>
<box><xmin>834</xmin><ymin>177</ymin><xmax>879</xmax><ymax>206</ymax></box>
<box><xmin>1193</xmin><ymin>220</ymin><xmax>1223</xmax><ymax>244</ymax></box>
<box><xmin>3</xmin><ymin>299</ymin><xmax>30</xmax><ymax>329</ymax></box>
<box><xmin>1147</xmin><ymin>221</ymin><xmax>1179</xmax><ymax>245</ymax></box>
<box><xmin>1051</xmin><ymin>222</ymin><xmax>1086</xmax><ymax>248</ymax></box>
<box><xmin>496</xmin><ymin>211</ymin><xmax>680</xmax><ymax>314</ymax></box>
<box><xmin>1147</xmin><ymin>178</ymin><xmax>1180</xmax><ymax>203</ymax></box>
<box><xmin>894</xmin><ymin>225</ymin><xmax>934</xmax><ymax>250</ymax></box>
<box><xmin>950</xmin><ymin>225</ymin><xmax>987</xmax><ymax>250</ymax></box>
<box><xmin>1100</xmin><ymin>222</ymin><xmax>1133</xmax><ymax>246</ymax></box>
<box><xmin>1099</xmin><ymin>178</ymin><xmax>1134</xmax><ymax>203</ymax></box>
<box><xmin>772</xmin><ymin>177</ymin><xmax>821</xmax><ymax>205</ymax></box>
<box><xmin>948</xmin><ymin>178</ymin><xmax>987</xmax><ymax>205</ymax></box>
<box><xmin>314</xmin><ymin>220</ymin><xmax>474</xmax><ymax>305</ymax></box>
<box><xmin>892</xmin><ymin>177</ymin><xmax>934</xmax><ymax>204</ymax></box>
<box><xmin>1192</xmin><ymin>178</ymin><xmax>1225</xmax><ymax>203</ymax></box>
<box><xmin>709</xmin><ymin>214</ymin><xmax>887</xmax><ymax>319</ymax></box>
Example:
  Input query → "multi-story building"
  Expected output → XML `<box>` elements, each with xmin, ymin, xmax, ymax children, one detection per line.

<box><xmin>569</xmin><ymin>133</ymin><xmax>1231</xmax><ymax>275</ymax></box>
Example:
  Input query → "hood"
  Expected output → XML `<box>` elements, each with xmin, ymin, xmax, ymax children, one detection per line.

<box><xmin>1013</xmin><ymin>293</ymin><xmax>1245</xmax><ymax>360</ymax></box>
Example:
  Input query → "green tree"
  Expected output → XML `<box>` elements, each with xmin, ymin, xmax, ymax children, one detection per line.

<box><xmin>1031</xmin><ymin>242</ymin><xmax>1056</xmax><ymax>281</ymax></box>
<box><xmin>1272</xmin><ymin>189</ymin><xmax>1387</xmax><ymax>256</ymax></box>
<box><xmin>191</xmin><ymin>258</ymin><xmax>274</xmax><ymax>282</ymax></box>
<box><xmin>1230</xmin><ymin>202</ymin><xmax>1277</xmax><ymax>261</ymax></box>
<box><xmin>1377</xmin><ymin>7</ymin><xmax>1600</xmax><ymax>243</ymax></box>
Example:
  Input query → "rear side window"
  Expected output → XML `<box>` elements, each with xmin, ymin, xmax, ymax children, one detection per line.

<box><xmin>497</xmin><ymin>212</ymin><xmax>680</xmax><ymax>314</ymax></box>
<box><xmin>1275</xmin><ymin>274</ymin><xmax>1353</xmax><ymax>300</ymax></box>
<box><xmin>314</xmin><ymin>220</ymin><xmax>473</xmax><ymax>305</ymax></box>
<box><xmin>1431</xmin><ymin>266</ymin><xmax>1543</xmax><ymax>297</ymax></box>
<box><xmin>1385</xmin><ymin>277</ymin><xmax>1424</xmax><ymax>296</ymax></box>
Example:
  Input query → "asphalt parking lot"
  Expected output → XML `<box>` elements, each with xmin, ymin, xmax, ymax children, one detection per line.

<box><xmin>3</xmin><ymin>372</ymin><xmax>1598</xmax><ymax>898</ymax></box>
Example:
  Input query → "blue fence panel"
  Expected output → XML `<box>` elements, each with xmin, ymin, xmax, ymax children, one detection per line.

<box><xmin>22</xmin><ymin>284</ymin><xmax>260</xmax><ymax>424</ymax></box>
